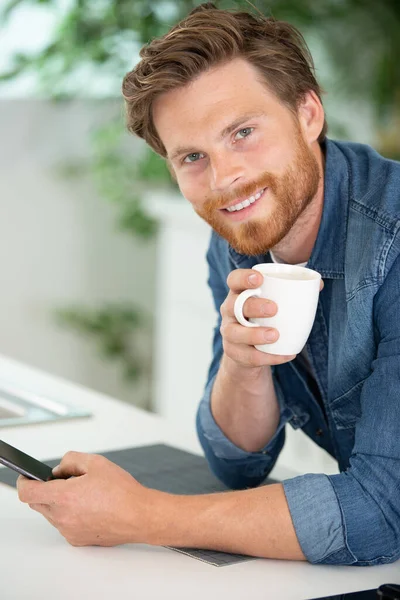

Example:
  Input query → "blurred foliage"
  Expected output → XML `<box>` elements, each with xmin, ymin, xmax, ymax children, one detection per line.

<box><xmin>1</xmin><ymin>0</ymin><xmax>399</xmax><ymax>381</ymax></box>
<box><xmin>55</xmin><ymin>303</ymin><xmax>151</xmax><ymax>381</ymax></box>
<box><xmin>1</xmin><ymin>0</ymin><xmax>399</xmax><ymax>157</ymax></box>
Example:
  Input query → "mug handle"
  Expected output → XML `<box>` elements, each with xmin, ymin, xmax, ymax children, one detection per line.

<box><xmin>234</xmin><ymin>287</ymin><xmax>263</xmax><ymax>327</ymax></box>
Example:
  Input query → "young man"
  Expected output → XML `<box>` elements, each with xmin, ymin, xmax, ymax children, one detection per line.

<box><xmin>17</xmin><ymin>4</ymin><xmax>400</xmax><ymax>566</ymax></box>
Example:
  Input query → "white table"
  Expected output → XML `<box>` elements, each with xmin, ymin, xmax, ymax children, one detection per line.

<box><xmin>0</xmin><ymin>354</ymin><xmax>399</xmax><ymax>600</ymax></box>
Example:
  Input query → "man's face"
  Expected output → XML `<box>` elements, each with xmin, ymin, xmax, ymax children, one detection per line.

<box><xmin>152</xmin><ymin>58</ymin><xmax>320</xmax><ymax>256</ymax></box>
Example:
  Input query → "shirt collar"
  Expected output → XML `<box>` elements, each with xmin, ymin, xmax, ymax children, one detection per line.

<box><xmin>306</xmin><ymin>139</ymin><xmax>349</xmax><ymax>279</ymax></box>
<box><xmin>228</xmin><ymin>139</ymin><xmax>350</xmax><ymax>279</ymax></box>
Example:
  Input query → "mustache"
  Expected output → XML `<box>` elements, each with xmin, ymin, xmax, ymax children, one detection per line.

<box><xmin>203</xmin><ymin>172</ymin><xmax>278</xmax><ymax>211</ymax></box>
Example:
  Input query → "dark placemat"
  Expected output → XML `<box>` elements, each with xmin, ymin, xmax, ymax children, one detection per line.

<box><xmin>0</xmin><ymin>443</ymin><xmax>276</xmax><ymax>566</ymax></box>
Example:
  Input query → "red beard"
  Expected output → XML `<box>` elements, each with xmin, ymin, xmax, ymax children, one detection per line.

<box><xmin>195</xmin><ymin>129</ymin><xmax>320</xmax><ymax>256</ymax></box>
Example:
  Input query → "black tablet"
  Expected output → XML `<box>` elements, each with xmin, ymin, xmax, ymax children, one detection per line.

<box><xmin>310</xmin><ymin>590</ymin><xmax>376</xmax><ymax>600</ymax></box>
<box><xmin>0</xmin><ymin>439</ymin><xmax>55</xmax><ymax>481</ymax></box>
<box><xmin>310</xmin><ymin>584</ymin><xmax>400</xmax><ymax>599</ymax></box>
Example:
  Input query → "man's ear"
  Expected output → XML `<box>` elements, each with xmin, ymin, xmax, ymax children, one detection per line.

<box><xmin>297</xmin><ymin>90</ymin><xmax>325</xmax><ymax>144</ymax></box>
<box><xmin>166</xmin><ymin>159</ymin><xmax>177</xmax><ymax>182</ymax></box>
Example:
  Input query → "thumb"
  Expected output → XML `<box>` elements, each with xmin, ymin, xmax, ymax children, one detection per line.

<box><xmin>319</xmin><ymin>278</ymin><xmax>324</xmax><ymax>292</ymax></box>
<box><xmin>52</xmin><ymin>451</ymin><xmax>90</xmax><ymax>479</ymax></box>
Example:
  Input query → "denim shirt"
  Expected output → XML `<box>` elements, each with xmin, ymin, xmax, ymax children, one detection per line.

<box><xmin>196</xmin><ymin>138</ymin><xmax>400</xmax><ymax>566</ymax></box>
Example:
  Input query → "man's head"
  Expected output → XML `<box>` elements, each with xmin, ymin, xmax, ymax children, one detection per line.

<box><xmin>122</xmin><ymin>3</ymin><xmax>326</xmax><ymax>255</ymax></box>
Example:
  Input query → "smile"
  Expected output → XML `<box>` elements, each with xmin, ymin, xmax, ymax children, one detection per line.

<box><xmin>223</xmin><ymin>188</ymin><xmax>266</xmax><ymax>212</ymax></box>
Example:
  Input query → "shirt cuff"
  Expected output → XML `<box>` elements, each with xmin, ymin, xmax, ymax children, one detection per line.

<box><xmin>197</xmin><ymin>372</ymin><xmax>290</xmax><ymax>460</ymax></box>
<box><xmin>283</xmin><ymin>473</ymin><xmax>354</xmax><ymax>564</ymax></box>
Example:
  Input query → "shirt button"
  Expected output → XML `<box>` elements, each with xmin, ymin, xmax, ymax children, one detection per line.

<box><xmin>316</xmin><ymin>429</ymin><xmax>323</xmax><ymax>436</ymax></box>
<box><xmin>262</xmin><ymin>450</ymin><xmax>269</xmax><ymax>455</ymax></box>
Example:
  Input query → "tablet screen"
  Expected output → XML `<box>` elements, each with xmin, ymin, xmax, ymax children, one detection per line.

<box><xmin>310</xmin><ymin>589</ymin><xmax>377</xmax><ymax>599</ymax></box>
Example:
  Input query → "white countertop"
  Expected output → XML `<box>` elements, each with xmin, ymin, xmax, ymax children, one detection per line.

<box><xmin>0</xmin><ymin>353</ymin><xmax>399</xmax><ymax>600</ymax></box>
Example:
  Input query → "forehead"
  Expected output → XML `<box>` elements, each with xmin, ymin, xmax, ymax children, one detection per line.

<box><xmin>152</xmin><ymin>58</ymin><xmax>280</xmax><ymax>150</ymax></box>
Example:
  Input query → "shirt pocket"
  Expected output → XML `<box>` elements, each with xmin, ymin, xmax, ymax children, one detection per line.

<box><xmin>330</xmin><ymin>378</ymin><xmax>366</xmax><ymax>430</ymax></box>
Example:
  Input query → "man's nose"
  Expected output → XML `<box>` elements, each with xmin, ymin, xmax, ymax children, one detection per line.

<box><xmin>209</xmin><ymin>153</ymin><xmax>246</xmax><ymax>192</ymax></box>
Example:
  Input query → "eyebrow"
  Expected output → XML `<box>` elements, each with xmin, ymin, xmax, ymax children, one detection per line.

<box><xmin>168</xmin><ymin>111</ymin><xmax>264</xmax><ymax>162</ymax></box>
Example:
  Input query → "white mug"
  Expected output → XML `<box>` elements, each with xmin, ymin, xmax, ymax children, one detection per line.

<box><xmin>234</xmin><ymin>263</ymin><xmax>321</xmax><ymax>356</ymax></box>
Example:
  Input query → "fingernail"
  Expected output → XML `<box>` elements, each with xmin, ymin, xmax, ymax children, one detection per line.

<box><xmin>265</xmin><ymin>329</ymin><xmax>277</xmax><ymax>342</ymax></box>
<box><xmin>249</xmin><ymin>274</ymin><xmax>259</xmax><ymax>285</ymax></box>
<box><xmin>262</xmin><ymin>301</ymin><xmax>273</xmax><ymax>315</ymax></box>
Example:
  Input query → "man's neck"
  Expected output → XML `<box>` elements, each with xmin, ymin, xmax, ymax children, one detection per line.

<box><xmin>270</xmin><ymin>142</ymin><xmax>325</xmax><ymax>265</ymax></box>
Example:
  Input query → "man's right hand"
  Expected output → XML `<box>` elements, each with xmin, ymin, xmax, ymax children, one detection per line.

<box><xmin>219</xmin><ymin>268</ymin><xmax>298</xmax><ymax>369</ymax></box>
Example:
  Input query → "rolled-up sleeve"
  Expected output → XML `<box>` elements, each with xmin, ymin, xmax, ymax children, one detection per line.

<box><xmin>198</xmin><ymin>236</ymin><xmax>400</xmax><ymax>566</ymax></box>
<box><xmin>283</xmin><ymin>473</ymin><xmax>350</xmax><ymax>563</ymax></box>
<box><xmin>282</xmin><ymin>255</ymin><xmax>400</xmax><ymax>565</ymax></box>
<box><xmin>283</xmin><ymin>455</ymin><xmax>400</xmax><ymax>565</ymax></box>
<box><xmin>196</xmin><ymin>233</ymin><xmax>288</xmax><ymax>489</ymax></box>
<box><xmin>197</xmin><ymin>370</ymin><xmax>288</xmax><ymax>489</ymax></box>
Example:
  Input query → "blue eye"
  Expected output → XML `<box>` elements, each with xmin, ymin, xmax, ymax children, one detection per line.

<box><xmin>235</xmin><ymin>127</ymin><xmax>254</xmax><ymax>140</ymax></box>
<box><xmin>183</xmin><ymin>152</ymin><xmax>204</xmax><ymax>163</ymax></box>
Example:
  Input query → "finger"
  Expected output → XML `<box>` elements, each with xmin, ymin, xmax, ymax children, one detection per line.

<box><xmin>243</xmin><ymin>297</ymin><xmax>277</xmax><ymax>319</ymax></box>
<box><xmin>319</xmin><ymin>278</ymin><xmax>324</xmax><ymax>291</ymax></box>
<box><xmin>222</xmin><ymin>321</ymin><xmax>279</xmax><ymax>346</ymax></box>
<box><xmin>226</xmin><ymin>269</ymin><xmax>263</xmax><ymax>294</ymax></box>
<box><xmin>17</xmin><ymin>475</ymin><xmax>50</xmax><ymax>504</ymax></box>
<box><xmin>18</xmin><ymin>476</ymin><xmax>64</xmax><ymax>505</ymax></box>
<box><xmin>52</xmin><ymin>451</ymin><xmax>92</xmax><ymax>479</ymax></box>
<box><xmin>225</xmin><ymin>343</ymin><xmax>296</xmax><ymax>368</ymax></box>
<box><xmin>224</xmin><ymin>294</ymin><xmax>277</xmax><ymax>319</ymax></box>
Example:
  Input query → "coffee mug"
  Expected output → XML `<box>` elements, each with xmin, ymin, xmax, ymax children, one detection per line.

<box><xmin>234</xmin><ymin>263</ymin><xmax>321</xmax><ymax>355</ymax></box>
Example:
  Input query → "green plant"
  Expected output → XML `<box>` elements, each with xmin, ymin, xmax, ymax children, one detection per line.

<box><xmin>1</xmin><ymin>0</ymin><xmax>399</xmax><ymax>156</ymax></box>
<box><xmin>55</xmin><ymin>303</ymin><xmax>150</xmax><ymax>381</ymax></box>
<box><xmin>1</xmin><ymin>0</ymin><xmax>399</xmax><ymax>384</ymax></box>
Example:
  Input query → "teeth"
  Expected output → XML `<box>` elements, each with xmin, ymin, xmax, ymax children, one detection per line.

<box><xmin>226</xmin><ymin>189</ymin><xmax>264</xmax><ymax>212</ymax></box>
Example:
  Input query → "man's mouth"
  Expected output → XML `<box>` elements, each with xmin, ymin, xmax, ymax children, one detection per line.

<box><xmin>221</xmin><ymin>188</ymin><xmax>266</xmax><ymax>213</ymax></box>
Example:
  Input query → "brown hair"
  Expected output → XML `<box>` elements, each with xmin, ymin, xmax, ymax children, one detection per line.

<box><xmin>122</xmin><ymin>2</ymin><xmax>327</xmax><ymax>157</ymax></box>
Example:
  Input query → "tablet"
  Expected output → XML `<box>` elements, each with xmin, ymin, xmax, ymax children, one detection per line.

<box><xmin>0</xmin><ymin>439</ymin><xmax>55</xmax><ymax>481</ymax></box>
<box><xmin>310</xmin><ymin>584</ymin><xmax>400</xmax><ymax>599</ymax></box>
<box><xmin>310</xmin><ymin>589</ymin><xmax>377</xmax><ymax>599</ymax></box>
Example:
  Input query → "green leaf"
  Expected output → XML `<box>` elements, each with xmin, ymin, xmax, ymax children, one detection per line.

<box><xmin>54</xmin><ymin>303</ymin><xmax>150</xmax><ymax>381</ymax></box>
<box><xmin>136</xmin><ymin>150</ymin><xmax>176</xmax><ymax>187</ymax></box>
<box><xmin>118</xmin><ymin>201</ymin><xmax>158</xmax><ymax>238</ymax></box>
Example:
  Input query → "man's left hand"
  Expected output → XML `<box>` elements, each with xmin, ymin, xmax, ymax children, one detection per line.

<box><xmin>17</xmin><ymin>451</ymin><xmax>158</xmax><ymax>547</ymax></box>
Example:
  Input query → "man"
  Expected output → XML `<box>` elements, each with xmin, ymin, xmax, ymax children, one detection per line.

<box><xmin>17</xmin><ymin>3</ymin><xmax>400</xmax><ymax>565</ymax></box>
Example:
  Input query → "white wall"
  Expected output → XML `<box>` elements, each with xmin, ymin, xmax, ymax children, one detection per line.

<box><xmin>0</xmin><ymin>99</ymin><xmax>156</xmax><ymax>408</ymax></box>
